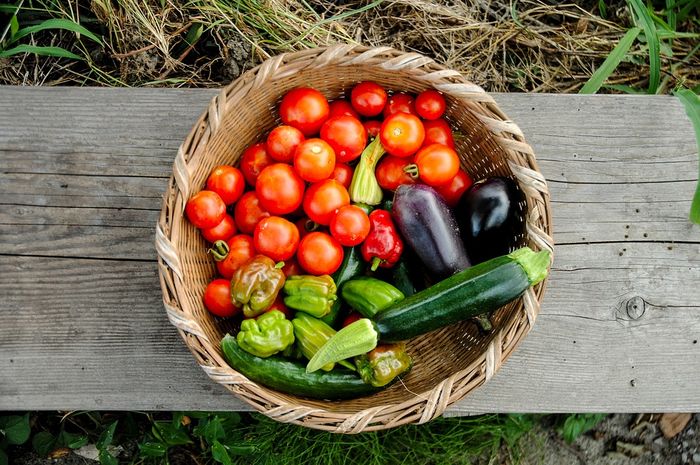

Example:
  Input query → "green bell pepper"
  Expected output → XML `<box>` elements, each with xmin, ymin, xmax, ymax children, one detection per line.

<box><xmin>355</xmin><ymin>343</ymin><xmax>412</xmax><ymax>387</ymax></box>
<box><xmin>283</xmin><ymin>275</ymin><xmax>337</xmax><ymax>318</ymax></box>
<box><xmin>292</xmin><ymin>312</ymin><xmax>354</xmax><ymax>371</ymax></box>
<box><xmin>341</xmin><ymin>277</ymin><xmax>404</xmax><ymax>318</ymax></box>
<box><xmin>237</xmin><ymin>310</ymin><xmax>294</xmax><ymax>358</ymax></box>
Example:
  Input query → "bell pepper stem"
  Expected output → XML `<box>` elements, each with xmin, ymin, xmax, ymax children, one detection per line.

<box><xmin>208</xmin><ymin>240</ymin><xmax>229</xmax><ymax>262</ymax></box>
<box><xmin>370</xmin><ymin>256</ymin><xmax>382</xmax><ymax>272</ymax></box>
<box><xmin>306</xmin><ymin>318</ymin><xmax>379</xmax><ymax>373</ymax></box>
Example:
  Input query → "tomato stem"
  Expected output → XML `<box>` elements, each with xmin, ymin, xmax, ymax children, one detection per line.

<box><xmin>208</xmin><ymin>240</ymin><xmax>229</xmax><ymax>262</ymax></box>
<box><xmin>403</xmin><ymin>163</ymin><xmax>419</xmax><ymax>179</ymax></box>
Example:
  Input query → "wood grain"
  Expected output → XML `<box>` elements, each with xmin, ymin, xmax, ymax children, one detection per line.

<box><xmin>0</xmin><ymin>87</ymin><xmax>698</xmax><ymax>412</ymax></box>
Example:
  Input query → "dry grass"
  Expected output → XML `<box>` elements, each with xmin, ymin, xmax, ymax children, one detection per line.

<box><xmin>0</xmin><ymin>0</ymin><xmax>698</xmax><ymax>92</ymax></box>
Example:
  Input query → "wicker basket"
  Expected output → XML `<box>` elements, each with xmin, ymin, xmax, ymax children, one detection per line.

<box><xmin>155</xmin><ymin>45</ymin><xmax>553</xmax><ymax>433</ymax></box>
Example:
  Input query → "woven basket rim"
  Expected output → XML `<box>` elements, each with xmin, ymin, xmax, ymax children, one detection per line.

<box><xmin>155</xmin><ymin>44</ymin><xmax>554</xmax><ymax>433</ymax></box>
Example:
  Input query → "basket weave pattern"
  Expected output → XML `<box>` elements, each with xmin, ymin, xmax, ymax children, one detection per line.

<box><xmin>155</xmin><ymin>45</ymin><xmax>553</xmax><ymax>433</ymax></box>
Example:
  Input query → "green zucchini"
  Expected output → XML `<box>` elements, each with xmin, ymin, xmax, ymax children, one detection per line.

<box><xmin>306</xmin><ymin>247</ymin><xmax>550</xmax><ymax>371</ymax></box>
<box><xmin>375</xmin><ymin>247</ymin><xmax>550</xmax><ymax>342</ymax></box>
<box><xmin>221</xmin><ymin>334</ymin><xmax>380</xmax><ymax>400</ymax></box>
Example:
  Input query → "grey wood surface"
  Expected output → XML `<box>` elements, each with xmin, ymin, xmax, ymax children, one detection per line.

<box><xmin>1</xmin><ymin>86</ymin><xmax>698</xmax><ymax>414</ymax></box>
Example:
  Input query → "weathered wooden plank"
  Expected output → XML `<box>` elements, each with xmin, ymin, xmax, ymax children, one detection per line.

<box><xmin>0</xmin><ymin>87</ymin><xmax>698</xmax><ymax>413</ymax></box>
<box><xmin>2</xmin><ymin>241</ymin><xmax>699</xmax><ymax>412</ymax></box>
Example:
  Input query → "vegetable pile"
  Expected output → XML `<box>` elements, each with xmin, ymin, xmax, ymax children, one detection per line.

<box><xmin>185</xmin><ymin>82</ymin><xmax>550</xmax><ymax>400</ymax></box>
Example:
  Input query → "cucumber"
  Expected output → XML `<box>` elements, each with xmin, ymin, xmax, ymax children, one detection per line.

<box><xmin>374</xmin><ymin>247</ymin><xmax>550</xmax><ymax>342</ymax></box>
<box><xmin>221</xmin><ymin>334</ymin><xmax>381</xmax><ymax>400</ymax></box>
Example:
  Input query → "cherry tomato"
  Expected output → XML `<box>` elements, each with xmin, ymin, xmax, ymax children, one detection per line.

<box><xmin>295</xmin><ymin>217</ymin><xmax>318</xmax><ymax>238</ymax></box>
<box><xmin>201</xmin><ymin>213</ymin><xmax>237</xmax><ymax>243</ymax></box>
<box><xmin>383</xmin><ymin>92</ymin><xmax>416</xmax><ymax>118</ymax></box>
<box><xmin>293</xmin><ymin>138</ymin><xmax>336</xmax><ymax>183</ymax></box>
<box><xmin>413</xmin><ymin>143</ymin><xmax>460</xmax><ymax>186</ymax></box>
<box><xmin>380</xmin><ymin>112</ymin><xmax>425</xmax><ymax>158</ymax></box>
<box><xmin>330</xmin><ymin>205</ymin><xmax>370</xmax><ymax>247</ymax></box>
<box><xmin>415</xmin><ymin>89</ymin><xmax>446</xmax><ymax>120</ymax></box>
<box><xmin>320</xmin><ymin>116</ymin><xmax>366</xmax><ymax>163</ymax></box>
<box><xmin>233</xmin><ymin>191</ymin><xmax>270</xmax><ymax>235</ymax></box>
<box><xmin>256</xmin><ymin>163</ymin><xmax>305</xmax><ymax>215</ymax></box>
<box><xmin>206</xmin><ymin>166</ymin><xmax>245</xmax><ymax>205</ymax></box>
<box><xmin>342</xmin><ymin>312</ymin><xmax>362</xmax><ymax>327</ymax></box>
<box><xmin>363</xmin><ymin>120</ymin><xmax>382</xmax><ymax>138</ymax></box>
<box><xmin>331</xmin><ymin>163</ymin><xmax>353</xmax><ymax>189</ymax></box>
<box><xmin>282</xmin><ymin>258</ymin><xmax>303</xmax><ymax>278</ymax></box>
<box><xmin>203</xmin><ymin>279</ymin><xmax>239</xmax><ymax>318</ymax></box>
<box><xmin>279</xmin><ymin>87</ymin><xmax>330</xmax><ymax>136</ymax></box>
<box><xmin>254</xmin><ymin>216</ymin><xmax>300</xmax><ymax>262</ymax></box>
<box><xmin>375</xmin><ymin>155</ymin><xmax>416</xmax><ymax>191</ymax></box>
<box><xmin>240</xmin><ymin>143</ymin><xmax>274</xmax><ymax>186</ymax></box>
<box><xmin>216</xmin><ymin>234</ymin><xmax>255</xmax><ymax>279</ymax></box>
<box><xmin>328</xmin><ymin>100</ymin><xmax>360</xmax><ymax>119</ymax></box>
<box><xmin>266</xmin><ymin>125</ymin><xmax>305</xmax><ymax>163</ymax></box>
<box><xmin>266</xmin><ymin>296</ymin><xmax>292</xmax><ymax>319</ymax></box>
<box><xmin>433</xmin><ymin>169</ymin><xmax>473</xmax><ymax>207</ymax></box>
<box><xmin>350</xmin><ymin>81</ymin><xmax>387</xmax><ymax>117</ymax></box>
<box><xmin>302</xmin><ymin>179</ymin><xmax>350</xmax><ymax>226</ymax></box>
<box><xmin>297</xmin><ymin>231</ymin><xmax>344</xmax><ymax>275</ymax></box>
<box><xmin>422</xmin><ymin>118</ymin><xmax>455</xmax><ymax>149</ymax></box>
<box><xmin>185</xmin><ymin>190</ymin><xmax>226</xmax><ymax>229</ymax></box>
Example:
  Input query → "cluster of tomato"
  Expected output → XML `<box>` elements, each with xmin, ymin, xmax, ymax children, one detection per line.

<box><xmin>185</xmin><ymin>82</ymin><xmax>472</xmax><ymax>318</ymax></box>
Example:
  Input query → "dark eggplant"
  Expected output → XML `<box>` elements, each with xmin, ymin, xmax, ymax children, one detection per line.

<box><xmin>392</xmin><ymin>184</ymin><xmax>471</xmax><ymax>279</ymax></box>
<box><xmin>457</xmin><ymin>177</ymin><xmax>526</xmax><ymax>264</ymax></box>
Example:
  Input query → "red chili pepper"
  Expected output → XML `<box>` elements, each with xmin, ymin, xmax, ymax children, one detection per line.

<box><xmin>361</xmin><ymin>209</ymin><xmax>403</xmax><ymax>271</ymax></box>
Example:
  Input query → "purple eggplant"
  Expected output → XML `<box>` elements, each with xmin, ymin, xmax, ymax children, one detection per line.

<box><xmin>457</xmin><ymin>177</ymin><xmax>526</xmax><ymax>264</ymax></box>
<box><xmin>392</xmin><ymin>184</ymin><xmax>471</xmax><ymax>279</ymax></box>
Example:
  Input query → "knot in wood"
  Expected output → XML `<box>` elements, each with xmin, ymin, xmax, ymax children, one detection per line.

<box><xmin>625</xmin><ymin>296</ymin><xmax>647</xmax><ymax>320</ymax></box>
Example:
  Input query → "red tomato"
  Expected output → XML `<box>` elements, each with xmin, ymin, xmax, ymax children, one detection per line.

<box><xmin>254</xmin><ymin>216</ymin><xmax>300</xmax><ymax>262</ymax></box>
<box><xmin>266</xmin><ymin>296</ymin><xmax>292</xmax><ymax>319</ymax></box>
<box><xmin>415</xmin><ymin>89</ymin><xmax>446</xmax><ymax>120</ymax></box>
<box><xmin>350</xmin><ymin>81</ymin><xmax>387</xmax><ymax>117</ymax></box>
<box><xmin>233</xmin><ymin>191</ymin><xmax>270</xmax><ymax>235</ymax></box>
<box><xmin>256</xmin><ymin>163</ymin><xmax>305</xmax><ymax>215</ymax></box>
<box><xmin>185</xmin><ymin>190</ymin><xmax>226</xmax><ymax>229</ymax></box>
<box><xmin>342</xmin><ymin>312</ymin><xmax>362</xmax><ymax>327</ymax></box>
<box><xmin>320</xmin><ymin>116</ymin><xmax>366</xmax><ymax>163</ymax></box>
<box><xmin>293</xmin><ymin>138</ymin><xmax>336</xmax><ymax>182</ymax></box>
<box><xmin>375</xmin><ymin>155</ymin><xmax>416</xmax><ymax>191</ymax></box>
<box><xmin>328</xmin><ymin>100</ymin><xmax>360</xmax><ymax>119</ymax></box>
<box><xmin>266</xmin><ymin>125</ymin><xmax>305</xmax><ymax>163</ymax></box>
<box><xmin>302</xmin><ymin>179</ymin><xmax>350</xmax><ymax>226</ymax></box>
<box><xmin>433</xmin><ymin>169</ymin><xmax>473</xmax><ymax>207</ymax></box>
<box><xmin>297</xmin><ymin>232</ymin><xmax>344</xmax><ymax>275</ymax></box>
<box><xmin>282</xmin><ymin>258</ymin><xmax>303</xmax><ymax>278</ymax></box>
<box><xmin>363</xmin><ymin>120</ymin><xmax>382</xmax><ymax>138</ymax></box>
<box><xmin>383</xmin><ymin>92</ymin><xmax>416</xmax><ymax>118</ymax></box>
<box><xmin>295</xmin><ymin>217</ymin><xmax>318</xmax><ymax>238</ymax></box>
<box><xmin>216</xmin><ymin>234</ymin><xmax>255</xmax><ymax>279</ymax></box>
<box><xmin>240</xmin><ymin>143</ymin><xmax>274</xmax><ymax>186</ymax></box>
<box><xmin>413</xmin><ymin>143</ymin><xmax>460</xmax><ymax>186</ymax></box>
<box><xmin>206</xmin><ymin>166</ymin><xmax>245</xmax><ymax>205</ymax></box>
<box><xmin>201</xmin><ymin>214</ymin><xmax>237</xmax><ymax>243</ymax></box>
<box><xmin>330</xmin><ymin>163</ymin><xmax>353</xmax><ymax>189</ymax></box>
<box><xmin>422</xmin><ymin>118</ymin><xmax>455</xmax><ymax>148</ymax></box>
<box><xmin>380</xmin><ymin>113</ymin><xmax>425</xmax><ymax>158</ymax></box>
<box><xmin>203</xmin><ymin>279</ymin><xmax>239</xmax><ymax>318</ymax></box>
<box><xmin>330</xmin><ymin>205</ymin><xmax>370</xmax><ymax>247</ymax></box>
<box><xmin>279</xmin><ymin>87</ymin><xmax>330</xmax><ymax>136</ymax></box>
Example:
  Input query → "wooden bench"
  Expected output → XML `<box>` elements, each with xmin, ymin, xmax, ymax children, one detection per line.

<box><xmin>1</xmin><ymin>86</ymin><xmax>698</xmax><ymax>415</ymax></box>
